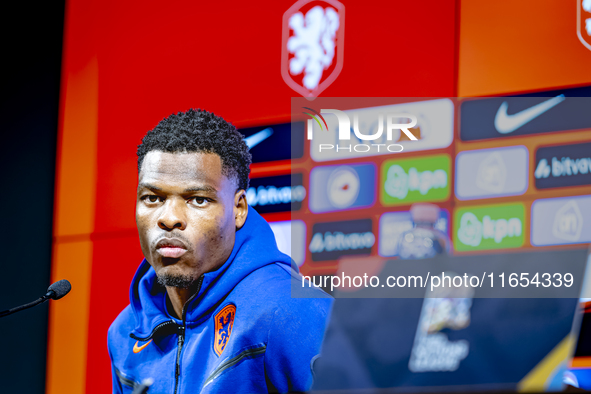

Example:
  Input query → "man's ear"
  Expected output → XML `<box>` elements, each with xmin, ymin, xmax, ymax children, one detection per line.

<box><xmin>234</xmin><ymin>190</ymin><xmax>248</xmax><ymax>229</ymax></box>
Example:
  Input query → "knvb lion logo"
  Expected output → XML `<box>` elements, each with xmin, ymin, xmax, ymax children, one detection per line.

<box><xmin>214</xmin><ymin>304</ymin><xmax>236</xmax><ymax>356</ymax></box>
<box><xmin>578</xmin><ymin>0</ymin><xmax>591</xmax><ymax>50</ymax></box>
<box><xmin>282</xmin><ymin>0</ymin><xmax>345</xmax><ymax>98</ymax></box>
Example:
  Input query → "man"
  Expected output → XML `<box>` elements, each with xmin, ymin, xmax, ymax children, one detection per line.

<box><xmin>108</xmin><ymin>109</ymin><xmax>332</xmax><ymax>394</ymax></box>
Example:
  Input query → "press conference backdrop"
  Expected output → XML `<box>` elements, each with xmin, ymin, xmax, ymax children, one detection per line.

<box><xmin>287</xmin><ymin>92</ymin><xmax>591</xmax><ymax>276</ymax></box>
<box><xmin>48</xmin><ymin>1</ymin><xmax>591</xmax><ymax>394</ymax></box>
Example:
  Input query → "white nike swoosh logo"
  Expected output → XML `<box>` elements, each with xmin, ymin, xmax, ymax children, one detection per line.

<box><xmin>494</xmin><ymin>94</ymin><xmax>565</xmax><ymax>134</ymax></box>
<box><xmin>244</xmin><ymin>127</ymin><xmax>274</xmax><ymax>148</ymax></box>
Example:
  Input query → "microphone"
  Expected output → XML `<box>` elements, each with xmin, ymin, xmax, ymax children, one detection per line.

<box><xmin>0</xmin><ymin>279</ymin><xmax>72</xmax><ymax>318</ymax></box>
<box><xmin>46</xmin><ymin>279</ymin><xmax>72</xmax><ymax>300</ymax></box>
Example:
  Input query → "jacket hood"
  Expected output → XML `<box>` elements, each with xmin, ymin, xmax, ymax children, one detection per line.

<box><xmin>129</xmin><ymin>205</ymin><xmax>293</xmax><ymax>339</ymax></box>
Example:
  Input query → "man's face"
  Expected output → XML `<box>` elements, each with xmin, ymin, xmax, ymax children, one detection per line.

<box><xmin>136</xmin><ymin>151</ymin><xmax>248</xmax><ymax>287</ymax></box>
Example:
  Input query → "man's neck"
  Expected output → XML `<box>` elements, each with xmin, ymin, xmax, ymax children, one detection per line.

<box><xmin>165</xmin><ymin>286</ymin><xmax>197</xmax><ymax>320</ymax></box>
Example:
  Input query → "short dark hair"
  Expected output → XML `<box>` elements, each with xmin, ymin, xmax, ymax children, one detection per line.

<box><xmin>137</xmin><ymin>109</ymin><xmax>251</xmax><ymax>190</ymax></box>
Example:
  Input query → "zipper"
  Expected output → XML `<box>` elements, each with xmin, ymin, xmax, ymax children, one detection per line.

<box><xmin>202</xmin><ymin>345</ymin><xmax>267</xmax><ymax>388</ymax></box>
<box><xmin>173</xmin><ymin>275</ymin><xmax>204</xmax><ymax>394</ymax></box>
<box><xmin>173</xmin><ymin>325</ymin><xmax>185</xmax><ymax>394</ymax></box>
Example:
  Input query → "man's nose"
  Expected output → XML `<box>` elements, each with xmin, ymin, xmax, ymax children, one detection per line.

<box><xmin>158</xmin><ymin>198</ymin><xmax>187</xmax><ymax>231</ymax></box>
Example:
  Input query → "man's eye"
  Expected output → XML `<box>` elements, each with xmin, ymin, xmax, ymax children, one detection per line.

<box><xmin>189</xmin><ymin>197</ymin><xmax>209</xmax><ymax>207</ymax></box>
<box><xmin>143</xmin><ymin>195</ymin><xmax>162</xmax><ymax>203</ymax></box>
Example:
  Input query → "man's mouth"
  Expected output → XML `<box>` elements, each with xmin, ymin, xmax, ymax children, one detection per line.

<box><xmin>157</xmin><ymin>247</ymin><xmax>187</xmax><ymax>258</ymax></box>
<box><xmin>155</xmin><ymin>238</ymin><xmax>188</xmax><ymax>259</ymax></box>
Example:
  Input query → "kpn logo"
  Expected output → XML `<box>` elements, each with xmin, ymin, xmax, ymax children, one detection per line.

<box><xmin>453</xmin><ymin>203</ymin><xmax>525</xmax><ymax>251</ymax></box>
<box><xmin>303</xmin><ymin>107</ymin><xmax>417</xmax><ymax>155</ymax></box>
<box><xmin>380</xmin><ymin>155</ymin><xmax>451</xmax><ymax>206</ymax></box>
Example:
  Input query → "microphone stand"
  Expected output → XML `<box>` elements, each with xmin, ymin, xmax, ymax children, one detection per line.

<box><xmin>0</xmin><ymin>280</ymin><xmax>70</xmax><ymax>319</ymax></box>
<box><xmin>0</xmin><ymin>293</ymin><xmax>52</xmax><ymax>318</ymax></box>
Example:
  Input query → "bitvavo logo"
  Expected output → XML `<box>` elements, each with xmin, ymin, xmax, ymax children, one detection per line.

<box><xmin>309</xmin><ymin>218</ymin><xmax>374</xmax><ymax>261</ymax></box>
<box><xmin>247</xmin><ymin>185</ymin><xmax>306</xmax><ymax>207</ymax></box>
<box><xmin>535</xmin><ymin>156</ymin><xmax>591</xmax><ymax>179</ymax></box>
<box><xmin>308</xmin><ymin>231</ymin><xmax>375</xmax><ymax>253</ymax></box>
<box><xmin>454</xmin><ymin>204</ymin><xmax>525</xmax><ymax>251</ymax></box>
<box><xmin>304</xmin><ymin>107</ymin><xmax>417</xmax><ymax>154</ymax></box>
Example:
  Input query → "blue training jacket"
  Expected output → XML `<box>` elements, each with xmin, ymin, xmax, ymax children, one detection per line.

<box><xmin>108</xmin><ymin>207</ymin><xmax>333</xmax><ymax>394</ymax></box>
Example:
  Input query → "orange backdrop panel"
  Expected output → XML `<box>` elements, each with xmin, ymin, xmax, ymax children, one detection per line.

<box><xmin>459</xmin><ymin>0</ymin><xmax>591</xmax><ymax>96</ymax></box>
<box><xmin>47</xmin><ymin>0</ymin><xmax>99</xmax><ymax>392</ymax></box>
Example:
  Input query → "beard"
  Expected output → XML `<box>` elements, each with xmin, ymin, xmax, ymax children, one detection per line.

<box><xmin>156</xmin><ymin>272</ymin><xmax>199</xmax><ymax>289</ymax></box>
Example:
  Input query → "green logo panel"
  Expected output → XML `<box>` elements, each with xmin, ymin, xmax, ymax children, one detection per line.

<box><xmin>453</xmin><ymin>203</ymin><xmax>526</xmax><ymax>251</ymax></box>
<box><xmin>380</xmin><ymin>154</ymin><xmax>451</xmax><ymax>206</ymax></box>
